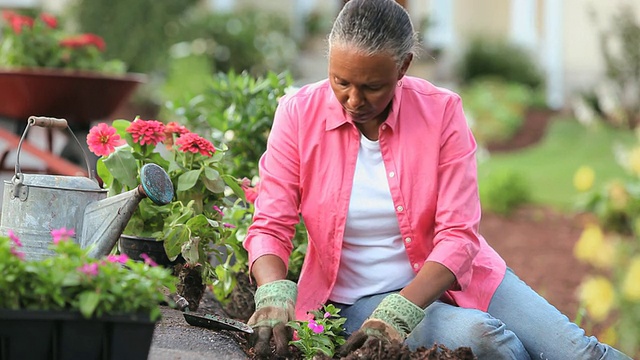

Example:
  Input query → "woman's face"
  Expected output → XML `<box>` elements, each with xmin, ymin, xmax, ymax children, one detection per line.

<box><xmin>328</xmin><ymin>45</ymin><xmax>410</xmax><ymax>125</ymax></box>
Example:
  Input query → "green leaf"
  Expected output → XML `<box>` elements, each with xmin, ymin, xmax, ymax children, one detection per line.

<box><xmin>103</xmin><ymin>146</ymin><xmax>138</xmax><ymax>189</ymax></box>
<box><xmin>222</xmin><ymin>174</ymin><xmax>245</xmax><ymax>200</ymax></box>
<box><xmin>177</xmin><ymin>169</ymin><xmax>201</xmax><ymax>191</ymax></box>
<box><xmin>78</xmin><ymin>291</ymin><xmax>101</xmax><ymax>318</ymax></box>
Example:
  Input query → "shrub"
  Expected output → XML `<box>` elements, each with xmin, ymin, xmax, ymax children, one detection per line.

<box><xmin>165</xmin><ymin>70</ymin><xmax>294</xmax><ymax>179</ymax></box>
<box><xmin>171</xmin><ymin>10</ymin><xmax>298</xmax><ymax>77</ymax></box>
<box><xmin>479</xmin><ymin>169</ymin><xmax>531</xmax><ymax>215</ymax></box>
<box><xmin>457</xmin><ymin>37</ymin><xmax>544</xmax><ymax>89</ymax></box>
<box><xmin>461</xmin><ymin>78</ymin><xmax>533</xmax><ymax>148</ymax></box>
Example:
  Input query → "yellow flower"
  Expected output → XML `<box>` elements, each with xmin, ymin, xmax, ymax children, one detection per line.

<box><xmin>574</xmin><ymin>224</ymin><xmax>604</xmax><ymax>265</ymax></box>
<box><xmin>573</xmin><ymin>166</ymin><xmax>595</xmax><ymax>192</ymax></box>
<box><xmin>598</xmin><ymin>326</ymin><xmax>618</xmax><ymax>346</ymax></box>
<box><xmin>579</xmin><ymin>276</ymin><xmax>616</xmax><ymax>322</ymax></box>
<box><xmin>628</xmin><ymin>146</ymin><xmax>640</xmax><ymax>177</ymax></box>
<box><xmin>607</xmin><ymin>180</ymin><xmax>628</xmax><ymax>210</ymax></box>
<box><xmin>622</xmin><ymin>256</ymin><xmax>640</xmax><ymax>302</ymax></box>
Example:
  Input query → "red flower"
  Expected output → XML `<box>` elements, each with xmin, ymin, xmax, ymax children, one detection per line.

<box><xmin>39</xmin><ymin>13</ymin><xmax>57</xmax><ymax>28</ymax></box>
<box><xmin>175</xmin><ymin>132</ymin><xmax>216</xmax><ymax>157</ymax></box>
<box><xmin>87</xmin><ymin>123</ymin><xmax>124</xmax><ymax>156</ymax></box>
<box><xmin>60</xmin><ymin>33</ymin><xmax>106</xmax><ymax>52</ymax></box>
<box><xmin>2</xmin><ymin>11</ymin><xmax>33</xmax><ymax>34</ymax></box>
<box><xmin>126</xmin><ymin>119</ymin><xmax>166</xmax><ymax>146</ymax></box>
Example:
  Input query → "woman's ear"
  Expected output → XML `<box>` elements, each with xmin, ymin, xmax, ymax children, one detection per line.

<box><xmin>398</xmin><ymin>53</ymin><xmax>413</xmax><ymax>80</ymax></box>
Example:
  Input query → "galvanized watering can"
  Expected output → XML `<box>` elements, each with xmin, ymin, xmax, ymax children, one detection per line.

<box><xmin>0</xmin><ymin>116</ymin><xmax>174</xmax><ymax>260</ymax></box>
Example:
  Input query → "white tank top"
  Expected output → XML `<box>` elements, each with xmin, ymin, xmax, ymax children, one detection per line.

<box><xmin>329</xmin><ymin>134</ymin><xmax>416</xmax><ymax>304</ymax></box>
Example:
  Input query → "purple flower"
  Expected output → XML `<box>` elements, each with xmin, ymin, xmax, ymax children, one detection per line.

<box><xmin>324</xmin><ymin>312</ymin><xmax>331</xmax><ymax>319</ymax></box>
<box><xmin>223</xmin><ymin>223</ymin><xmax>236</xmax><ymax>228</ymax></box>
<box><xmin>10</xmin><ymin>247</ymin><xmax>25</xmax><ymax>260</ymax></box>
<box><xmin>307</xmin><ymin>319</ymin><xmax>324</xmax><ymax>334</ymax></box>
<box><xmin>78</xmin><ymin>263</ymin><xmax>99</xmax><ymax>276</ymax></box>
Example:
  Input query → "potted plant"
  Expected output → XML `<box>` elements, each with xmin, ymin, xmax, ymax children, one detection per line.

<box><xmin>0</xmin><ymin>227</ymin><xmax>176</xmax><ymax>360</ymax></box>
<box><xmin>0</xmin><ymin>10</ymin><xmax>143</xmax><ymax>129</ymax></box>
<box><xmin>86</xmin><ymin>117</ymin><xmax>244</xmax><ymax>310</ymax></box>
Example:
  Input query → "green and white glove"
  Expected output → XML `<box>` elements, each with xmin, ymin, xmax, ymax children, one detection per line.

<box><xmin>247</xmin><ymin>279</ymin><xmax>297</xmax><ymax>357</ymax></box>
<box><xmin>338</xmin><ymin>293</ymin><xmax>425</xmax><ymax>355</ymax></box>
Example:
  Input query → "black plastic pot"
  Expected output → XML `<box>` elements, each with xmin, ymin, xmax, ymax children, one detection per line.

<box><xmin>0</xmin><ymin>309</ymin><xmax>157</xmax><ymax>360</ymax></box>
<box><xmin>118</xmin><ymin>234</ymin><xmax>184</xmax><ymax>267</ymax></box>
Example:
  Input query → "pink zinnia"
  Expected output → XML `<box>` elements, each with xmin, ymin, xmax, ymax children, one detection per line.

<box><xmin>4</xmin><ymin>11</ymin><xmax>33</xmax><ymax>34</ymax></box>
<box><xmin>126</xmin><ymin>119</ymin><xmax>166</xmax><ymax>146</ymax></box>
<box><xmin>174</xmin><ymin>133</ymin><xmax>216</xmax><ymax>157</ymax></box>
<box><xmin>51</xmin><ymin>227</ymin><xmax>75</xmax><ymax>245</ymax></box>
<box><xmin>87</xmin><ymin>123</ymin><xmax>124</xmax><ymax>157</ymax></box>
<box><xmin>307</xmin><ymin>319</ymin><xmax>324</xmax><ymax>334</ymax></box>
<box><xmin>78</xmin><ymin>263</ymin><xmax>99</xmax><ymax>276</ymax></box>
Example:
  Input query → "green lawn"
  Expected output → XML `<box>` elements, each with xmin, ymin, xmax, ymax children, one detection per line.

<box><xmin>477</xmin><ymin>117</ymin><xmax>637</xmax><ymax>211</ymax></box>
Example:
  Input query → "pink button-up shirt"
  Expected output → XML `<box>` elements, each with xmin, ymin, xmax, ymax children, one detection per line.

<box><xmin>244</xmin><ymin>76</ymin><xmax>506</xmax><ymax>320</ymax></box>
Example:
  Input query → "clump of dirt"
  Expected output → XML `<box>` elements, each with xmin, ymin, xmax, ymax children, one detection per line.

<box><xmin>244</xmin><ymin>340</ymin><xmax>475</xmax><ymax>360</ymax></box>
<box><xmin>224</xmin><ymin>271</ymin><xmax>256</xmax><ymax>320</ymax></box>
<box><xmin>175</xmin><ymin>263</ymin><xmax>207</xmax><ymax>311</ymax></box>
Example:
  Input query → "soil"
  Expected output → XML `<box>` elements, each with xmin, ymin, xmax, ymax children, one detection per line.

<box><xmin>151</xmin><ymin>110</ymin><xmax>596</xmax><ymax>359</ymax></box>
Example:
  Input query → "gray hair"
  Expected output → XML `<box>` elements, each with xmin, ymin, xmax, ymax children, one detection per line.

<box><xmin>329</xmin><ymin>0</ymin><xmax>420</xmax><ymax>66</ymax></box>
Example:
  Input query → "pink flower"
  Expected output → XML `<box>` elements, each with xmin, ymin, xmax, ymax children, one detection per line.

<box><xmin>174</xmin><ymin>133</ymin><xmax>216</xmax><ymax>157</ymax></box>
<box><xmin>2</xmin><ymin>11</ymin><xmax>33</xmax><ymax>34</ymax></box>
<box><xmin>87</xmin><ymin>123</ymin><xmax>124</xmax><ymax>156</ymax></box>
<box><xmin>107</xmin><ymin>254</ymin><xmax>129</xmax><ymax>264</ymax></box>
<box><xmin>78</xmin><ymin>263</ymin><xmax>99</xmax><ymax>276</ymax></box>
<box><xmin>307</xmin><ymin>319</ymin><xmax>324</xmax><ymax>334</ymax></box>
<box><xmin>140</xmin><ymin>253</ymin><xmax>158</xmax><ymax>267</ymax></box>
<box><xmin>223</xmin><ymin>223</ymin><xmax>236</xmax><ymax>228</ymax></box>
<box><xmin>7</xmin><ymin>230</ymin><xmax>22</xmax><ymax>247</ymax></box>
<box><xmin>242</xmin><ymin>184</ymin><xmax>259</xmax><ymax>204</ymax></box>
<box><xmin>126</xmin><ymin>119</ymin><xmax>166</xmax><ymax>146</ymax></box>
<box><xmin>10</xmin><ymin>247</ymin><xmax>25</xmax><ymax>260</ymax></box>
<box><xmin>212</xmin><ymin>205</ymin><xmax>224</xmax><ymax>216</ymax></box>
<box><xmin>51</xmin><ymin>227</ymin><xmax>75</xmax><ymax>245</ymax></box>
<box><xmin>324</xmin><ymin>312</ymin><xmax>331</xmax><ymax>318</ymax></box>
<box><xmin>292</xmin><ymin>330</ymin><xmax>300</xmax><ymax>341</ymax></box>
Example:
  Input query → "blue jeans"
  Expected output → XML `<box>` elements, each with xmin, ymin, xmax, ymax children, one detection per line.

<box><xmin>331</xmin><ymin>268</ymin><xmax>631</xmax><ymax>360</ymax></box>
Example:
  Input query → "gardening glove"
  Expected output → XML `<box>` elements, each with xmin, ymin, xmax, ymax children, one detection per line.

<box><xmin>338</xmin><ymin>293</ymin><xmax>425</xmax><ymax>356</ymax></box>
<box><xmin>247</xmin><ymin>279</ymin><xmax>297</xmax><ymax>357</ymax></box>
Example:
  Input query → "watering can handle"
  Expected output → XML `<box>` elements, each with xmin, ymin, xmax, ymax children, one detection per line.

<box><xmin>14</xmin><ymin>116</ymin><xmax>94</xmax><ymax>181</ymax></box>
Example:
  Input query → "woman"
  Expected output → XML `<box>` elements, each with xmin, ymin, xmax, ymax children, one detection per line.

<box><xmin>243</xmin><ymin>0</ymin><xmax>631</xmax><ymax>358</ymax></box>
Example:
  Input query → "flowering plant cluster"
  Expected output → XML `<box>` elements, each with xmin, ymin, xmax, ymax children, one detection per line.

<box><xmin>0</xmin><ymin>10</ymin><xmax>125</xmax><ymax>73</ymax></box>
<box><xmin>0</xmin><ymin>227</ymin><xmax>176</xmax><ymax>320</ymax></box>
<box><xmin>87</xmin><ymin>118</ymin><xmax>243</xmax><ymax>284</ymax></box>
<box><xmin>572</xmin><ymin>136</ymin><xmax>640</xmax><ymax>356</ymax></box>
<box><xmin>287</xmin><ymin>304</ymin><xmax>346</xmax><ymax>359</ymax></box>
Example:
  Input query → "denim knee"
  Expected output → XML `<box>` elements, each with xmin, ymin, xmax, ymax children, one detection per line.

<box><xmin>406</xmin><ymin>311</ymin><xmax>530</xmax><ymax>360</ymax></box>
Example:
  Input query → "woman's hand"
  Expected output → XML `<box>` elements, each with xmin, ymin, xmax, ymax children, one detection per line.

<box><xmin>247</xmin><ymin>279</ymin><xmax>298</xmax><ymax>357</ymax></box>
<box><xmin>338</xmin><ymin>293</ymin><xmax>425</xmax><ymax>355</ymax></box>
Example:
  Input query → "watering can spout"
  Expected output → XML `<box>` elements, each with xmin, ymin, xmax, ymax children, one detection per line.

<box><xmin>83</xmin><ymin>163</ymin><xmax>174</xmax><ymax>258</ymax></box>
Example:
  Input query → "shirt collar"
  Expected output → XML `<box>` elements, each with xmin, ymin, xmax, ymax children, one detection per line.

<box><xmin>324</xmin><ymin>79</ymin><xmax>404</xmax><ymax>132</ymax></box>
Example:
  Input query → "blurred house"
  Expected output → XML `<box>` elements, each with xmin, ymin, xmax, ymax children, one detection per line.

<box><xmin>3</xmin><ymin>0</ymin><xmax>639</xmax><ymax>110</ymax></box>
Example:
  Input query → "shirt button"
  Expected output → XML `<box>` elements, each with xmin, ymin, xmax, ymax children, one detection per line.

<box><xmin>381</xmin><ymin>124</ymin><xmax>387</xmax><ymax>130</ymax></box>
<box><xmin>389</xmin><ymin>171</ymin><xmax>395</xmax><ymax>178</ymax></box>
<box><xmin>396</xmin><ymin>205</ymin><xmax>404</xmax><ymax>212</ymax></box>
<box><xmin>405</xmin><ymin>237</ymin><xmax>411</xmax><ymax>244</ymax></box>
<box><xmin>413</xmin><ymin>263</ymin><xmax>419</xmax><ymax>270</ymax></box>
